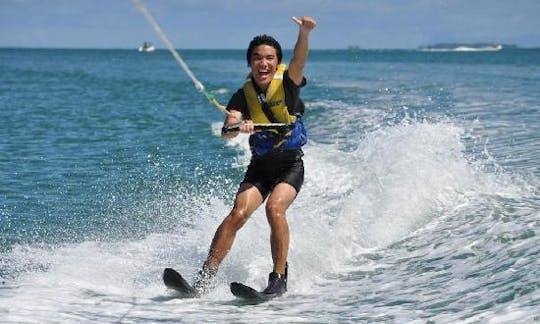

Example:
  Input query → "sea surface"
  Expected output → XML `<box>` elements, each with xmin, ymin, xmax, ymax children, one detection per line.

<box><xmin>1</xmin><ymin>47</ymin><xmax>539</xmax><ymax>323</ymax></box>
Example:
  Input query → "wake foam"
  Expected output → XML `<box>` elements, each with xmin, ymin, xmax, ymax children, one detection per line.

<box><xmin>2</xmin><ymin>118</ymin><xmax>533</xmax><ymax>319</ymax></box>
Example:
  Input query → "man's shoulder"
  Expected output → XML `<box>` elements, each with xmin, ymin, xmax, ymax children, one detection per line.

<box><xmin>233</xmin><ymin>87</ymin><xmax>245</xmax><ymax>97</ymax></box>
<box><xmin>231</xmin><ymin>88</ymin><xmax>246</xmax><ymax>102</ymax></box>
<box><xmin>227</xmin><ymin>88</ymin><xmax>247</xmax><ymax>112</ymax></box>
<box><xmin>283</xmin><ymin>69</ymin><xmax>307</xmax><ymax>88</ymax></box>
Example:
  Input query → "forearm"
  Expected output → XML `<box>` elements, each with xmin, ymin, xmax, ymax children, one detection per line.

<box><xmin>291</xmin><ymin>30</ymin><xmax>310</xmax><ymax>71</ymax></box>
<box><xmin>289</xmin><ymin>16</ymin><xmax>316</xmax><ymax>85</ymax></box>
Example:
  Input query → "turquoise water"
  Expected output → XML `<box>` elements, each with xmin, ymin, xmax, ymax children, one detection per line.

<box><xmin>1</xmin><ymin>48</ymin><xmax>539</xmax><ymax>323</ymax></box>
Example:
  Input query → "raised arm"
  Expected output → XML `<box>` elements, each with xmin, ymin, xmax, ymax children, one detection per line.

<box><xmin>288</xmin><ymin>16</ymin><xmax>317</xmax><ymax>86</ymax></box>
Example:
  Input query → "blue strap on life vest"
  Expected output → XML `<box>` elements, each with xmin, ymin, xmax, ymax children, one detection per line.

<box><xmin>249</xmin><ymin>116</ymin><xmax>307</xmax><ymax>156</ymax></box>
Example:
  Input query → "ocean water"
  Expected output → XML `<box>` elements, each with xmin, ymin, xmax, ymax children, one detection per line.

<box><xmin>1</xmin><ymin>47</ymin><xmax>539</xmax><ymax>323</ymax></box>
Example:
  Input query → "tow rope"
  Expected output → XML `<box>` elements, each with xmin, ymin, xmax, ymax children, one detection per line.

<box><xmin>132</xmin><ymin>0</ymin><xmax>288</xmax><ymax>131</ymax></box>
<box><xmin>131</xmin><ymin>0</ymin><xmax>228</xmax><ymax>114</ymax></box>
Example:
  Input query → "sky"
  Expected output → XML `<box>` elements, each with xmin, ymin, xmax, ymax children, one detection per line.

<box><xmin>1</xmin><ymin>0</ymin><xmax>539</xmax><ymax>49</ymax></box>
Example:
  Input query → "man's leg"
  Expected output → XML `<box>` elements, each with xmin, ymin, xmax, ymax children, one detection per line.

<box><xmin>192</xmin><ymin>183</ymin><xmax>263</xmax><ymax>294</ymax></box>
<box><xmin>265</xmin><ymin>182</ymin><xmax>298</xmax><ymax>274</ymax></box>
<box><xmin>261</xmin><ymin>182</ymin><xmax>297</xmax><ymax>294</ymax></box>
<box><xmin>205</xmin><ymin>183</ymin><xmax>264</xmax><ymax>270</ymax></box>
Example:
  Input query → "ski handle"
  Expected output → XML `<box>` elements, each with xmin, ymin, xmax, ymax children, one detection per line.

<box><xmin>221</xmin><ymin>123</ymin><xmax>291</xmax><ymax>133</ymax></box>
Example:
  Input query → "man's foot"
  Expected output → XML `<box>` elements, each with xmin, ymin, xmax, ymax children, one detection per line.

<box><xmin>191</xmin><ymin>264</ymin><xmax>217</xmax><ymax>295</ymax></box>
<box><xmin>262</xmin><ymin>263</ymin><xmax>288</xmax><ymax>295</ymax></box>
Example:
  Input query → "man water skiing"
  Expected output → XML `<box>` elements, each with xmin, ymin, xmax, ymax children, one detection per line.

<box><xmin>166</xmin><ymin>16</ymin><xmax>316</xmax><ymax>297</ymax></box>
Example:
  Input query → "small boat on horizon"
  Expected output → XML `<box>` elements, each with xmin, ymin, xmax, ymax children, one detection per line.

<box><xmin>138</xmin><ymin>42</ymin><xmax>155</xmax><ymax>52</ymax></box>
<box><xmin>419</xmin><ymin>43</ymin><xmax>505</xmax><ymax>52</ymax></box>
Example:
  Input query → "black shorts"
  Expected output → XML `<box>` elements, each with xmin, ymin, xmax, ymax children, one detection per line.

<box><xmin>241</xmin><ymin>149</ymin><xmax>304</xmax><ymax>199</ymax></box>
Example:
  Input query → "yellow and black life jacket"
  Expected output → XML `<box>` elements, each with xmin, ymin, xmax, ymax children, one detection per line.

<box><xmin>243</xmin><ymin>63</ymin><xmax>296</xmax><ymax>126</ymax></box>
<box><xmin>243</xmin><ymin>64</ymin><xmax>307</xmax><ymax>156</ymax></box>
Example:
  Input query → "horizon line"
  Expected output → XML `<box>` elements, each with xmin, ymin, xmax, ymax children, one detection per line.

<box><xmin>1</xmin><ymin>45</ymin><xmax>538</xmax><ymax>51</ymax></box>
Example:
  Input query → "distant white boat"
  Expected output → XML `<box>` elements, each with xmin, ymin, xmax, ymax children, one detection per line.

<box><xmin>419</xmin><ymin>44</ymin><xmax>504</xmax><ymax>52</ymax></box>
<box><xmin>138</xmin><ymin>42</ymin><xmax>155</xmax><ymax>52</ymax></box>
<box><xmin>454</xmin><ymin>44</ymin><xmax>503</xmax><ymax>52</ymax></box>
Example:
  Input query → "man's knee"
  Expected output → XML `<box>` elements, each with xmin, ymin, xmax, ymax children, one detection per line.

<box><xmin>224</xmin><ymin>207</ymin><xmax>250</xmax><ymax>230</ymax></box>
<box><xmin>265</xmin><ymin>202</ymin><xmax>286</xmax><ymax>222</ymax></box>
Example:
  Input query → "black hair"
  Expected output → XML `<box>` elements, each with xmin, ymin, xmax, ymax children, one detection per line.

<box><xmin>246</xmin><ymin>34</ymin><xmax>282</xmax><ymax>66</ymax></box>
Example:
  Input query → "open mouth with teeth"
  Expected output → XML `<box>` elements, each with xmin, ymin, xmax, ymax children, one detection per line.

<box><xmin>255</xmin><ymin>68</ymin><xmax>272</xmax><ymax>83</ymax></box>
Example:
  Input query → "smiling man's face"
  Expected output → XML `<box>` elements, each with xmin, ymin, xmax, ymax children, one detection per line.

<box><xmin>249</xmin><ymin>45</ymin><xmax>279</xmax><ymax>91</ymax></box>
